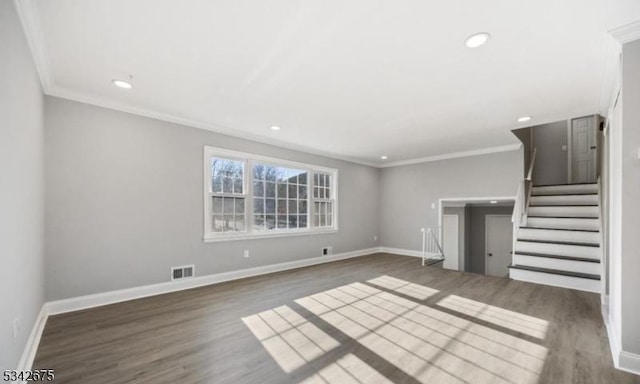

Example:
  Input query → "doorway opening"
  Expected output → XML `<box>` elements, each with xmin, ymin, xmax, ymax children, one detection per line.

<box><xmin>440</xmin><ymin>198</ymin><xmax>515</xmax><ymax>276</ymax></box>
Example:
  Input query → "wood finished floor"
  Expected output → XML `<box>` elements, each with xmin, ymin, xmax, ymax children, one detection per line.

<box><xmin>34</xmin><ymin>253</ymin><xmax>639</xmax><ymax>384</ymax></box>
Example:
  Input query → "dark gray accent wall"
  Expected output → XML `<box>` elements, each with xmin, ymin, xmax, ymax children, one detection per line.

<box><xmin>44</xmin><ymin>97</ymin><xmax>381</xmax><ymax>300</ymax></box>
<box><xmin>512</xmin><ymin>127</ymin><xmax>532</xmax><ymax>177</ymax></box>
<box><xmin>621</xmin><ymin>39</ymin><xmax>640</xmax><ymax>355</ymax></box>
<box><xmin>0</xmin><ymin>1</ymin><xmax>45</xmax><ymax>370</ymax></box>
<box><xmin>466</xmin><ymin>206</ymin><xmax>514</xmax><ymax>275</ymax></box>
<box><xmin>531</xmin><ymin>121</ymin><xmax>569</xmax><ymax>185</ymax></box>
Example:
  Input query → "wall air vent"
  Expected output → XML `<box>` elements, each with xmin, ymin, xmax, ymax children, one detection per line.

<box><xmin>171</xmin><ymin>265</ymin><xmax>195</xmax><ymax>281</ymax></box>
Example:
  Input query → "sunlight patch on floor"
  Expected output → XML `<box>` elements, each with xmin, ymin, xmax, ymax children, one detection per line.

<box><xmin>367</xmin><ymin>275</ymin><xmax>439</xmax><ymax>300</ymax></box>
<box><xmin>436</xmin><ymin>295</ymin><xmax>549</xmax><ymax>339</ymax></box>
<box><xmin>242</xmin><ymin>305</ymin><xmax>340</xmax><ymax>373</ymax></box>
<box><xmin>243</xmin><ymin>277</ymin><xmax>548</xmax><ymax>384</ymax></box>
<box><xmin>299</xmin><ymin>353</ymin><xmax>393</xmax><ymax>384</ymax></box>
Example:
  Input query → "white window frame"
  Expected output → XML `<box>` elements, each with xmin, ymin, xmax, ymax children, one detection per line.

<box><xmin>204</xmin><ymin>146</ymin><xmax>338</xmax><ymax>242</ymax></box>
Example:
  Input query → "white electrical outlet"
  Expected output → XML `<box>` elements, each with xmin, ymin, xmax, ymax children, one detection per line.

<box><xmin>12</xmin><ymin>318</ymin><xmax>20</xmax><ymax>340</ymax></box>
<box><xmin>322</xmin><ymin>246</ymin><xmax>333</xmax><ymax>256</ymax></box>
<box><xmin>373</xmin><ymin>235</ymin><xmax>378</xmax><ymax>241</ymax></box>
<box><xmin>431</xmin><ymin>203</ymin><xmax>436</xmax><ymax>209</ymax></box>
<box><xmin>244</xmin><ymin>249</ymin><xmax>250</xmax><ymax>258</ymax></box>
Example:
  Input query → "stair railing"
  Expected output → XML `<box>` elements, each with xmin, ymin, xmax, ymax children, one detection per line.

<box><xmin>512</xmin><ymin>147</ymin><xmax>537</xmax><ymax>257</ymax></box>
<box><xmin>421</xmin><ymin>226</ymin><xmax>444</xmax><ymax>266</ymax></box>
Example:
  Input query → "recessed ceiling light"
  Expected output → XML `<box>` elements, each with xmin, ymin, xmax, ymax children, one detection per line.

<box><xmin>517</xmin><ymin>116</ymin><xmax>532</xmax><ymax>123</ymax></box>
<box><xmin>112</xmin><ymin>79</ymin><xmax>133</xmax><ymax>89</ymax></box>
<box><xmin>270</xmin><ymin>125</ymin><xmax>281</xmax><ymax>131</ymax></box>
<box><xmin>465</xmin><ymin>32</ymin><xmax>491</xmax><ymax>48</ymax></box>
<box><xmin>490</xmin><ymin>200</ymin><xmax>498</xmax><ymax>204</ymax></box>
<box><xmin>380</xmin><ymin>155</ymin><xmax>388</xmax><ymax>160</ymax></box>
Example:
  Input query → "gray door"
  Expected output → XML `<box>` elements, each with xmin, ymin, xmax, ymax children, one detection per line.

<box><xmin>485</xmin><ymin>215</ymin><xmax>513</xmax><ymax>277</ymax></box>
<box><xmin>571</xmin><ymin>117</ymin><xmax>597</xmax><ymax>184</ymax></box>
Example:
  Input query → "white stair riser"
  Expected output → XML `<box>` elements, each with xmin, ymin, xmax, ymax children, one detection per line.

<box><xmin>532</xmin><ymin>184</ymin><xmax>598</xmax><ymax>195</ymax></box>
<box><xmin>515</xmin><ymin>241</ymin><xmax>601</xmax><ymax>260</ymax></box>
<box><xmin>530</xmin><ymin>195</ymin><xmax>598</xmax><ymax>206</ymax></box>
<box><xmin>509</xmin><ymin>269</ymin><xmax>601</xmax><ymax>293</ymax></box>
<box><xmin>528</xmin><ymin>206</ymin><xmax>599</xmax><ymax>218</ymax></box>
<box><xmin>513</xmin><ymin>255</ymin><xmax>601</xmax><ymax>275</ymax></box>
<box><xmin>518</xmin><ymin>228</ymin><xmax>600</xmax><ymax>244</ymax></box>
<box><xmin>525</xmin><ymin>217</ymin><xmax>599</xmax><ymax>231</ymax></box>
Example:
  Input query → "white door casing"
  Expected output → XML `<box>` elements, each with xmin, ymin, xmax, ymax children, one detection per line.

<box><xmin>486</xmin><ymin>215</ymin><xmax>513</xmax><ymax>277</ymax></box>
<box><xmin>442</xmin><ymin>214</ymin><xmax>459</xmax><ymax>271</ymax></box>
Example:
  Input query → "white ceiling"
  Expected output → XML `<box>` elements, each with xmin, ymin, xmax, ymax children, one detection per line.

<box><xmin>17</xmin><ymin>0</ymin><xmax>640</xmax><ymax>166</ymax></box>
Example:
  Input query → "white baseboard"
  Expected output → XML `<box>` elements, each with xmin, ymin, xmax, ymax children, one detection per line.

<box><xmin>619</xmin><ymin>351</ymin><xmax>640</xmax><ymax>375</ymax></box>
<box><xmin>378</xmin><ymin>247</ymin><xmax>423</xmax><ymax>258</ymax></box>
<box><xmin>46</xmin><ymin>247</ymin><xmax>380</xmax><ymax>316</ymax></box>
<box><xmin>16</xmin><ymin>247</ymin><xmax>381</xmax><ymax>372</ymax></box>
<box><xmin>15</xmin><ymin>304</ymin><xmax>48</xmax><ymax>379</ymax></box>
<box><xmin>601</xmin><ymin>296</ymin><xmax>640</xmax><ymax>376</ymax></box>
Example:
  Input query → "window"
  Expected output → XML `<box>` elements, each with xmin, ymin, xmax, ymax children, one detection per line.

<box><xmin>204</xmin><ymin>147</ymin><xmax>338</xmax><ymax>241</ymax></box>
<box><xmin>313</xmin><ymin>173</ymin><xmax>334</xmax><ymax>228</ymax></box>
<box><xmin>210</xmin><ymin>158</ymin><xmax>246</xmax><ymax>233</ymax></box>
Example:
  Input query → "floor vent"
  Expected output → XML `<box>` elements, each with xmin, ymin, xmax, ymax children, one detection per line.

<box><xmin>171</xmin><ymin>265</ymin><xmax>195</xmax><ymax>281</ymax></box>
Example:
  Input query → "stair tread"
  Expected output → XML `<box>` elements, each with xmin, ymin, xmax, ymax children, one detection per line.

<box><xmin>533</xmin><ymin>183</ymin><xmax>597</xmax><ymax>187</ymax></box>
<box><xmin>520</xmin><ymin>226</ymin><xmax>599</xmax><ymax>233</ymax></box>
<box><xmin>517</xmin><ymin>239</ymin><xmax>600</xmax><ymax>247</ymax></box>
<box><xmin>528</xmin><ymin>216</ymin><xmax>599</xmax><ymax>219</ymax></box>
<box><xmin>509</xmin><ymin>264</ymin><xmax>600</xmax><ymax>280</ymax></box>
<box><xmin>531</xmin><ymin>193</ymin><xmax>598</xmax><ymax>197</ymax></box>
<box><xmin>514</xmin><ymin>251</ymin><xmax>600</xmax><ymax>263</ymax></box>
<box><xmin>529</xmin><ymin>204</ymin><xmax>598</xmax><ymax>207</ymax></box>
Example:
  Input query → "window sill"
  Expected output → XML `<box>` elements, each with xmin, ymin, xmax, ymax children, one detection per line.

<box><xmin>203</xmin><ymin>228</ymin><xmax>338</xmax><ymax>243</ymax></box>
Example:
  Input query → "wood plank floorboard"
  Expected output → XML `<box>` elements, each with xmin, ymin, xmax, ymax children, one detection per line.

<box><xmin>33</xmin><ymin>253</ymin><xmax>639</xmax><ymax>384</ymax></box>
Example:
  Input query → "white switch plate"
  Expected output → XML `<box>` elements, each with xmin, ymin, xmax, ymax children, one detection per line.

<box><xmin>431</xmin><ymin>203</ymin><xmax>436</xmax><ymax>209</ymax></box>
<box><xmin>243</xmin><ymin>250</ymin><xmax>250</xmax><ymax>258</ymax></box>
<box><xmin>561</xmin><ymin>145</ymin><xmax>567</xmax><ymax>151</ymax></box>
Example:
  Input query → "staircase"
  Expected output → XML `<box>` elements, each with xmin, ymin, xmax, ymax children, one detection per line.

<box><xmin>509</xmin><ymin>183</ymin><xmax>602</xmax><ymax>293</ymax></box>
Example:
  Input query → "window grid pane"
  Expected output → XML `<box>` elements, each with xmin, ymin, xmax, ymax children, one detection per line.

<box><xmin>313</xmin><ymin>172</ymin><xmax>332</xmax><ymax>200</ymax></box>
<box><xmin>211</xmin><ymin>196</ymin><xmax>246</xmax><ymax>233</ymax></box>
<box><xmin>252</xmin><ymin>164</ymin><xmax>308</xmax><ymax>231</ymax></box>
<box><xmin>211</xmin><ymin>158</ymin><xmax>244</xmax><ymax>195</ymax></box>
<box><xmin>210</xmin><ymin>157</ymin><xmax>246</xmax><ymax>234</ymax></box>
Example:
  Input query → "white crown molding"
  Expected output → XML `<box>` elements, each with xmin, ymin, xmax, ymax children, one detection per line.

<box><xmin>14</xmin><ymin>0</ymin><xmax>525</xmax><ymax>171</ymax></box>
<box><xmin>379</xmin><ymin>144</ymin><xmax>522</xmax><ymax>168</ymax></box>
<box><xmin>610</xmin><ymin>20</ymin><xmax>640</xmax><ymax>45</ymax></box>
<box><xmin>13</xmin><ymin>0</ymin><xmax>52</xmax><ymax>91</ymax></box>
<box><xmin>47</xmin><ymin>86</ymin><xmax>381</xmax><ymax>168</ymax></box>
<box><xmin>14</xmin><ymin>0</ymin><xmax>531</xmax><ymax>171</ymax></box>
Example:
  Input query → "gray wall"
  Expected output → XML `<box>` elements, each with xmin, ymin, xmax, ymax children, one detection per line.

<box><xmin>44</xmin><ymin>97</ymin><xmax>381</xmax><ymax>300</ymax></box>
<box><xmin>466</xmin><ymin>206</ymin><xmax>514</xmax><ymax>274</ymax></box>
<box><xmin>531</xmin><ymin>121</ymin><xmax>568</xmax><ymax>185</ymax></box>
<box><xmin>621</xmin><ymin>39</ymin><xmax>640</xmax><ymax>355</ymax></box>
<box><xmin>0</xmin><ymin>1</ymin><xmax>45</xmax><ymax>370</ymax></box>
<box><xmin>379</xmin><ymin>150</ymin><xmax>522</xmax><ymax>252</ymax></box>
<box><xmin>442</xmin><ymin>207</ymin><xmax>465</xmax><ymax>271</ymax></box>
<box><xmin>512</xmin><ymin>127</ymin><xmax>532</xmax><ymax>177</ymax></box>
